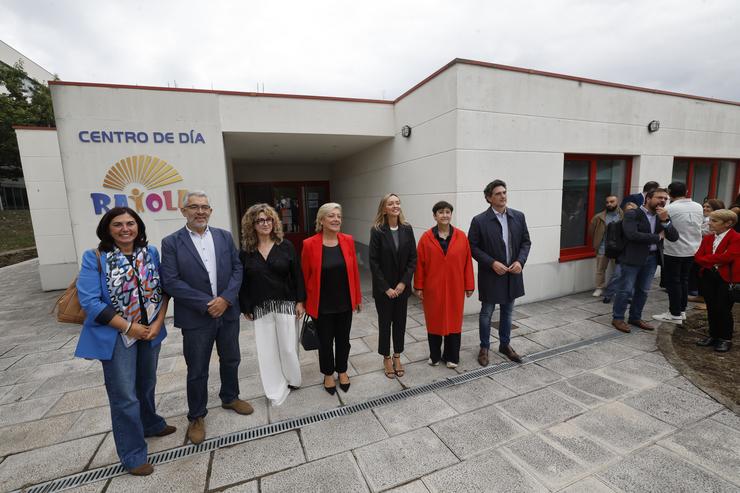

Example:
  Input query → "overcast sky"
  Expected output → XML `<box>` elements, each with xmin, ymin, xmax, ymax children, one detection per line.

<box><xmin>2</xmin><ymin>0</ymin><xmax>739</xmax><ymax>101</ymax></box>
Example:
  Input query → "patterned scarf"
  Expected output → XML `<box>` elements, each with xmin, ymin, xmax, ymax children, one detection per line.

<box><xmin>105</xmin><ymin>247</ymin><xmax>163</xmax><ymax>324</ymax></box>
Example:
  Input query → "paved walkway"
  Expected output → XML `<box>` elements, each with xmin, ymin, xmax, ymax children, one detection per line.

<box><xmin>0</xmin><ymin>259</ymin><xmax>739</xmax><ymax>492</ymax></box>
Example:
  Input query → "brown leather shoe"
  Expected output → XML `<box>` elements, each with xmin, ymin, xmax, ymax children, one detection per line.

<box><xmin>152</xmin><ymin>424</ymin><xmax>177</xmax><ymax>437</ymax></box>
<box><xmin>129</xmin><ymin>463</ymin><xmax>154</xmax><ymax>476</ymax></box>
<box><xmin>628</xmin><ymin>319</ymin><xmax>655</xmax><ymax>331</ymax></box>
<box><xmin>612</xmin><ymin>319</ymin><xmax>631</xmax><ymax>333</ymax></box>
<box><xmin>222</xmin><ymin>398</ymin><xmax>254</xmax><ymax>415</ymax></box>
<box><xmin>187</xmin><ymin>417</ymin><xmax>205</xmax><ymax>445</ymax></box>
<box><xmin>478</xmin><ymin>348</ymin><xmax>489</xmax><ymax>367</ymax></box>
<box><xmin>499</xmin><ymin>344</ymin><xmax>523</xmax><ymax>363</ymax></box>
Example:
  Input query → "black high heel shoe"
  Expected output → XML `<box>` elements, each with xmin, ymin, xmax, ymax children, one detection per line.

<box><xmin>323</xmin><ymin>376</ymin><xmax>336</xmax><ymax>395</ymax></box>
<box><xmin>338</xmin><ymin>374</ymin><xmax>351</xmax><ymax>392</ymax></box>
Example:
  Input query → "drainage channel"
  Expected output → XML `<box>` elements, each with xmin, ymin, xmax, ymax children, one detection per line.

<box><xmin>22</xmin><ymin>330</ymin><xmax>624</xmax><ymax>493</ymax></box>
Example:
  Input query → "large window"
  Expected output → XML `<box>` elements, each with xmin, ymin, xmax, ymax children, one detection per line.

<box><xmin>560</xmin><ymin>154</ymin><xmax>632</xmax><ymax>261</ymax></box>
<box><xmin>672</xmin><ymin>158</ymin><xmax>740</xmax><ymax>206</ymax></box>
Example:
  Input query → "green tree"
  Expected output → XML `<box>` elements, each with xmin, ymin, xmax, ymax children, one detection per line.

<box><xmin>0</xmin><ymin>61</ymin><xmax>56</xmax><ymax>180</ymax></box>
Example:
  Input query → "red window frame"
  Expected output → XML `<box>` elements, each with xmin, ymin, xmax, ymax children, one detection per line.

<box><xmin>559</xmin><ymin>154</ymin><xmax>633</xmax><ymax>262</ymax></box>
<box><xmin>673</xmin><ymin>158</ymin><xmax>740</xmax><ymax>202</ymax></box>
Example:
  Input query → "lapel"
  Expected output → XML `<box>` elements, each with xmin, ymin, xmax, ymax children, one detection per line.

<box><xmin>486</xmin><ymin>208</ymin><xmax>509</xmax><ymax>254</ymax></box>
<box><xmin>716</xmin><ymin>230</ymin><xmax>734</xmax><ymax>254</ymax></box>
<box><xmin>178</xmin><ymin>226</ymin><xmax>208</xmax><ymax>273</ymax></box>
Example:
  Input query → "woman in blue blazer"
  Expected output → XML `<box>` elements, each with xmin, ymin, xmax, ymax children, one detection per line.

<box><xmin>75</xmin><ymin>207</ymin><xmax>174</xmax><ymax>476</ymax></box>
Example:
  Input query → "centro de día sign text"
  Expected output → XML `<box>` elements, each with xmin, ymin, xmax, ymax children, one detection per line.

<box><xmin>78</xmin><ymin>130</ymin><xmax>206</xmax><ymax>144</ymax></box>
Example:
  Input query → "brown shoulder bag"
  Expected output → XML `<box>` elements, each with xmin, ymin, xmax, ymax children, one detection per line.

<box><xmin>53</xmin><ymin>250</ymin><xmax>101</xmax><ymax>324</ymax></box>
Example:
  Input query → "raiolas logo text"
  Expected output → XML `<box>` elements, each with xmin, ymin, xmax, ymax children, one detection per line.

<box><xmin>90</xmin><ymin>155</ymin><xmax>188</xmax><ymax>215</ymax></box>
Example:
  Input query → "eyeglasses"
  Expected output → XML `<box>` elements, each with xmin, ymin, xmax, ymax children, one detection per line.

<box><xmin>184</xmin><ymin>205</ymin><xmax>212</xmax><ymax>212</ymax></box>
<box><xmin>255</xmin><ymin>218</ymin><xmax>274</xmax><ymax>225</ymax></box>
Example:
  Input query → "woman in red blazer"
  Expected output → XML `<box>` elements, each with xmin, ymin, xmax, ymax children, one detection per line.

<box><xmin>694</xmin><ymin>209</ymin><xmax>740</xmax><ymax>352</ymax></box>
<box><xmin>302</xmin><ymin>202</ymin><xmax>362</xmax><ymax>394</ymax></box>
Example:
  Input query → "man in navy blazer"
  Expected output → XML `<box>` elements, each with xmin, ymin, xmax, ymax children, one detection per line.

<box><xmin>469</xmin><ymin>179</ymin><xmax>531</xmax><ymax>366</ymax></box>
<box><xmin>160</xmin><ymin>191</ymin><xmax>252</xmax><ymax>445</ymax></box>
<box><xmin>620</xmin><ymin>181</ymin><xmax>659</xmax><ymax>209</ymax></box>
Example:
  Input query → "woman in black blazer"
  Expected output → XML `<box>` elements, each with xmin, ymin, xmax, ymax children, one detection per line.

<box><xmin>369</xmin><ymin>193</ymin><xmax>417</xmax><ymax>378</ymax></box>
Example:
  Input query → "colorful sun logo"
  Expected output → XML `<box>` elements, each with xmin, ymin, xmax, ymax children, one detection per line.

<box><xmin>102</xmin><ymin>155</ymin><xmax>183</xmax><ymax>191</ymax></box>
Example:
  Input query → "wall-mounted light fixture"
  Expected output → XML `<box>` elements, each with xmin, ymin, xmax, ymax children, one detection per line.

<box><xmin>647</xmin><ymin>120</ymin><xmax>660</xmax><ymax>133</ymax></box>
<box><xmin>401</xmin><ymin>125</ymin><xmax>412</xmax><ymax>138</ymax></box>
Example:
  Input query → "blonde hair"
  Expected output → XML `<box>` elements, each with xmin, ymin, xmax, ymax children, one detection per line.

<box><xmin>709</xmin><ymin>209</ymin><xmax>738</xmax><ymax>227</ymax></box>
<box><xmin>315</xmin><ymin>202</ymin><xmax>342</xmax><ymax>232</ymax></box>
<box><xmin>372</xmin><ymin>193</ymin><xmax>409</xmax><ymax>230</ymax></box>
<box><xmin>240</xmin><ymin>203</ymin><xmax>283</xmax><ymax>252</ymax></box>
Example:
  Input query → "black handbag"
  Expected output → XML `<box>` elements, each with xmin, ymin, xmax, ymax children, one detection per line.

<box><xmin>300</xmin><ymin>315</ymin><xmax>319</xmax><ymax>351</ymax></box>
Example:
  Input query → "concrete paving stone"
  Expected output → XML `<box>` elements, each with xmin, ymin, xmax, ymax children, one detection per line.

<box><xmin>0</xmin><ymin>434</ymin><xmax>103</xmax><ymax>492</ymax></box>
<box><xmin>594</xmin><ymin>357</ymin><xmax>678</xmax><ymax>390</ymax></box>
<box><xmin>623</xmin><ymin>384</ymin><xmax>724</xmax><ymax>427</ymax></box>
<box><xmin>387</xmin><ymin>480</ymin><xmax>430</xmax><ymax>492</ymax></box>
<box><xmin>155</xmin><ymin>385</ymin><xmax>222</xmax><ymax>419</ymax></box>
<box><xmin>12</xmin><ymin>347</ymin><xmax>77</xmax><ymax>369</ymax></box>
<box><xmin>1</xmin><ymin>338</ymin><xmax>73</xmax><ymax>358</ymax></box>
<box><xmin>613</xmin><ymin>330</ymin><xmax>658</xmax><ymax>351</ymax></box>
<box><xmin>269</xmin><ymin>385</ymin><xmax>340</xmax><ymax>422</ymax></box>
<box><xmin>556</xmin><ymin>307</ymin><xmax>598</xmax><ymax>322</ymax></box>
<box><xmin>0</xmin><ymin>364</ymin><xmax>31</xmax><ymax>387</ymax></box>
<box><xmin>636</xmin><ymin>350</ymin><xmax>676</xmax><ymax>371</ymax></box>
<box><xmin>558</xmin><ymin>477</ymin><xmax>616</xmax><ymax>492</ymax></box>
<box><xmin>0</xmin><ymin>411</ymin><xmax>81</xmax><ymax>456</ymax></box>
<box><xmin>0</xmin><ymin>354</ymin><xmax>23</xmax><ymax>371</ymax></box>
<box><xmin>598</xmin><ymin>445</ymin><xmax>738</xmax><ymax>493</ymax></box>
<box><xmin>64</xmin><ymin>405</ymin><xmax>113</xmax><ymax>440</ymax></box>
<box><xmin>373</xmin><ymin>392</ymin><xmax>457</xmax><ymax>435</ymax></box>
<box><xmin>712</xmin><ymin>409</ymin><xmax>740</xmax><ymax>432</ymax></box>
<box><xmin>516</xmin><ymin>302</ymin><xmax>560</xmax><ymax>317</ymax></box>
<box><xmin>355</xmin><ymin>427</ymin><xmax>458</xmax><ymax>492</ymax></box>
<box><xmin>209</xmin><ymin>397</ymin><xmax>268</xmax><ymax>437</ymax></box>
<box><xmin>349</xmin><ymin>337</ymin><xmax>371</xmax><ymax>356</ymax></box>
<box><xmin>434</xmin><ymin>376</ymin><xmax>516</xmax><ymax>413</ymax></box>
<box><xmin>550</xmin><ymin>381</ymin><xmax>605</xmax><ymax>408</ymax></box>
<box><xmin>560</xmin><ymin>319</ymin><xmax>614</xmax><ymax>339</ymax></box>
<box><xmin>107</xmin><ymin>452</ymin><xmax>209</xmax><ymax>492</ymax></box>
<box><xmin>31</xmin><ymin>368</ymin><xmax>105</xmax><ymax>397</ymax></box>
<box><xmin>261</xmin><ymin>451</ymin><xmax>369</xmax><ymax>493</ymax></box>
<box><xmin>491</xmin><ymin>363</ymin><xmax>563</xmax><ymax>394</ymax></box>
<box><xmin>422</xmin><ymin>448</ymin><xmax>547</xmax><ymax>493</ymax></box>
<box><xmin>154</xmin><ymin>355</ymin><xmax>178</xmax><ymax>374</ymax></box>
<box><xmin>348</xmin><ymin>320</ymin><xmax>378</xmax><ymax>339</ymax></box>
<box><xmin>504</xmin><ymin>434</ymin><xmax>595</xmax><ymax>490</ymax></box>
<box><xmin>396</xmin><ymin>359</ymin><xmax>454</xmax><ymax>388</ymax></box>
<box><xmin>535</xmin><ymin>350</ymin><xmax>601</xmax><ymax>378</ymax></box>
<box><xmin>0</xmin><ymin>394</ymin><xmax>61</xmax><ymax>427</ymax></box>
<box><xmin>577</xmin><ymin>300</ymin><xmax>615</xmax><ymax>315</ymax></box>
<box><xmin>210</xmin><ymin>431</ymin><xmax>305</xmax><ymax>489</ymax></box>
<box><xmin>151</xmin><ymin>369</ymin><xmax>189</xmax><ymax>395</ymax></box>
<box><xmin>664</xmin><ymin>375</ymin><xmax>709</xmax><ymax>398</ymax></box>
<box><xmin>300</xmin><ymin>409</ymin><xmax>388</xmax><ymax>460</ymax></box>
<box><xmin>349</xmin><ymin>351</ymin><xmax>388</xmax><ymax>374</ymax></box>
<box><xmin>45</xmin><ymin>385</ymin><xmax>109</xmax><ymax>416</ymax></box>
<box><xmin>221</xmin><ymin>481</ymin><xmax>258</xmax><ymax>492</ymax></box>
<box><xmin>0</xmin><ymin>378</ymin><xmax>45</xmax><ymax>404</ymax></box>
<box><xmin>236</xmin><ymin>357</ymin><xmax>261</xmax><ymax>379</ymax></box>
<box><xmin>660</xmin><ymin>418</ymin><xmax>740</xmax><ymax>485</ymax></box>
<box><xmin>565</xmin><ymin>372</ymin><xmax>633</xmax><ymax>401</ymax></box>
<box><xmin>572</xmin><ymin>341</ymin><xmax>644</xmax><ymax>366</ymax></box>
<box><xmin>337</xmin><ymin>370</ymin><xmax>404</xmax><ymax>406</ymax></box>
<box><xmin>516</xmin><ymin>313</ymin><xmax>570</xmax><ymax>331</ymax></box>
<box><xmin>405</xmin><ymin>325</ymin><xmax>428</xmax><ymax>343</ymax></box>
<box><xmin>542</xmin><ymin>421</ymin><xmax>618</xmax><ymax>467</ymax></box>
<box><xmin>401</xmin><ymin>340</ymin><xmax>433</xmax><ymax>362</ymax></box>
<box><xmin>508</xmin><ymin>336</ymin><xmax>547</xmax><ymax>356</ymax></box>
<box><xmin>497</xmin><ymin>388</ymin><xmax>586</xmax><ymax>431</ymax></box>
<box><xmin>430</xmin><ymin>404</ymin><xmax>527</xmax><ymax>458</ymax></box>
<box><xmin>90</xmin><ymin>415</ymin><xmax>189</xmax><ymax>468</ymax></box>
<box><xmin>524</xmin><ymin>327</ymin><xmax>584</xmax><ymax>349</ymax></box>
<box><xmin>569</xmin><ymin>402</ymin><xmax>675</xmax><ymax>454</ymax></box>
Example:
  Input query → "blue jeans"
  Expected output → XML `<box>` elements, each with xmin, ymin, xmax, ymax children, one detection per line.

<box><xmin>603</xmin><ymin>263</ymin><xmax>623</xmax><ymax>299</ymax></box>
<box><xmin>101</xmin><ymin>336</ymin><xmax>166</xmax><ymax>470</ymax></box>
<box><xmin>182</xmin><ymin>318</ymin><xmax>241</xmax><ymax>421</ymax></box>
<box><xmin>612</xmin><ymin>253</ymin><xmax>658</xmax><ymax>321</ymax></box>
<box><xmin>479</xmin><ymin>301</ymin><xmax>514</xmax><ymax>348</ymax></box>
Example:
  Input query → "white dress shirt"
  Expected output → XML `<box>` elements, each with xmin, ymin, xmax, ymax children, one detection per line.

<box><xmin>712</xmin><ymin>229</ymin><xmax>729</xmax><ymax>254</ymax></box>
<box><xmin>187</xmin><ymin>226</ymin><xmax>218</xmax><ymax>297</ymax></box>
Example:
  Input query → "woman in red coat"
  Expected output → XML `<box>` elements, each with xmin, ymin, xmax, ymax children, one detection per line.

<box><xmin>302</xmin><ymin>203</ymin><xmax>362</xmax><ymax>394</ymax></box>
<box><xmin>414</xmin><ymin>201</ymin><xmax>475</xmax><ymax>367</ymax></box>
<box><xmin>694</xmin><ymin>209</ymin><xmax>739</xmax><ymax>353</ymax></box>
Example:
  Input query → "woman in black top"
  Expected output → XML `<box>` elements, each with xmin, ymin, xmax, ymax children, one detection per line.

<box><xmin>239</xmin><ymin>203</ymin><xmax>305</xmax><ymax>406</ymax></box>
<box><xmin>369</xmin><ymin>193</ymin><xmax>417</xmax><ymax>378</ymax></box>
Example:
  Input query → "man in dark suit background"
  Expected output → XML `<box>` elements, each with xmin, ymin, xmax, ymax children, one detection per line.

<box><xmin>611</xmin><ymin>188</ymin><xmax>679</xmax><ymax>333</ymax></box>
<box><xmin>620</xmin><ymin>181</ymin><xmax>659</xmax><ymax>209</ymax></box>
<box><xmin>160</xmin><ymin>191</ymin><xmax>252</xmax><ymax>446</ymax></box>
<box><xmin>469</xmin><ymin>179</ymin><xmax>531</xmax><ymax>365</ymax></box>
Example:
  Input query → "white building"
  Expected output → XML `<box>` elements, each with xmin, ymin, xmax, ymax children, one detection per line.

<box><xmin>15</xmin><ymin>59</ymin><xmax>740</xmax><ymax>310</ymax></box>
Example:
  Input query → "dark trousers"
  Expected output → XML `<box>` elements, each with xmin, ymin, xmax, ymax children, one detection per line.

<box><xmin>663</xmin><ymin>255</ymin><xmax>694</xmax><ymax>315</ymax></box>
<box><xmin>182</xmin><ymin>319</ymin><xmax>241</xmax><ymax>421</ymax></box>
<box><xmin>699</xmin><ymin>270</ymin><xmax>735</xmax><ymax>341</ymax></box>
<box><xmin>428</xmin><ymin>333</ymin><xmax>461</xmax><ymax>364</ymax></box>
<box><xmin>375</xmin><ymin>296</ymin><xmax>408</xmax><ymax>356</ymax></box>
<box><xmin>316</xmin><ymin>311</ymin><xmax>352</xmax><ymax>375</ymax></box>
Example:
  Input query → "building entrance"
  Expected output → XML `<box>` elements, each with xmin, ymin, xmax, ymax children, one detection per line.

<box><xmin>236</xmin><ymin>181</ymin><xmax>330</xmax><ymax>254</ymax></box>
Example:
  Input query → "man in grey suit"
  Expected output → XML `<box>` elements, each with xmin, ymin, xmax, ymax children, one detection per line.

<box><xmin>160</xmin><ymin>191</ymin><xmax>252</xmax><ymax>445</ymax></box>
<box><xmin>469</xmin><ymin>179</ymin><xmax>531</xmax><ymax>366</ymax></box>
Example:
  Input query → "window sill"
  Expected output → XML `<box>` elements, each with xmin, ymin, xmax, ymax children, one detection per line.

<box><xmin>559</xmin><ymin>247</ymin><xmax>597</xmax><ymax>262</ymax></box>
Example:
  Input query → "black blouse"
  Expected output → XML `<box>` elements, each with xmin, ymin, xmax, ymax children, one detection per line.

<box><xmin>319</xmin><ymin>244</ymin><xmax>352</xmax><ymax>314</ymax></box>
<box><xmin>433</xmin><ymin>225</ymin><xmax>454</xmax><ymax>255</ymax></box>
<box><xmin>239</xmin><ymin>240</ymin><xmax>306</xmax><ymax>317</ymax></box>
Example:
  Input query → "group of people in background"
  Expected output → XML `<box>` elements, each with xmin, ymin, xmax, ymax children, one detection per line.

<box><xmin>590</xmin><ymin>182</ymin><xmax>739</xmax><ymax>354</ymax></box>
<box><xmin>74</xmin><ymin>177</ymin><xmax>736</xmax><ymax>477</ymax></box>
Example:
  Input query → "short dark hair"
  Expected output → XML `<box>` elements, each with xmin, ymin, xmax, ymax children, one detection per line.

<box><xmin>96</xmin><ymin>207</ymin><xmax>148</xmax><ymax>252</ymax></box>
<box><xmin>642</xmin><ymin>181</ymin><xmax>660</xmax><ymax>193</ymax></box>
<box><xmin>484</xmin><ymin>179</ymin><xmax>507</xmax><ymax>198</ymax></box>
<box><xmin>432</xmin><ymin>201</ymin><xmax>453</xmax><ymax>214</ymax></box>
<box><xmin>605</xmin><ymin>194</ymin><xmax>618</xmax><ymax>200</ymax></box>
<box><xmin>667</xmin><ymin>181</ymin><xmax>687</xmax><ymax>198</ymax></box>
<box><xmin>645</xmin><ymin>187</ymin><xmax>668</xmax><ymax>200</ymax></box>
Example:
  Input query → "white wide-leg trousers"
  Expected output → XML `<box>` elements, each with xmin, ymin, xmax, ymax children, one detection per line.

<box><xmin>253</xmin><ymin>311</ymin><xmax>302</xmax><ymax>406</ymax></box>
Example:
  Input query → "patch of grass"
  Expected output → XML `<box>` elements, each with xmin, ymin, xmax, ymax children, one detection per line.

<box><xmin>0</xmin><ymin>209</ymin><xmax>36</xmax><ymax>252</ymax></box>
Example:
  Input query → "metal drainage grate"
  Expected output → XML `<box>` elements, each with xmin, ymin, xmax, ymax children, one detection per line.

<box><xmin>22</xmin><ymin>330</ymin><xmax>625</xmax><ymax>493</ymax></box>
